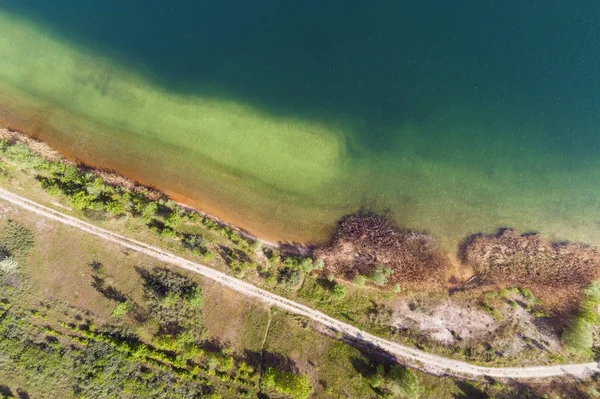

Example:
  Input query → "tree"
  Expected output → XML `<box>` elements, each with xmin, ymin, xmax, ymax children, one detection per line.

<box><xmin>251</xmin><ymin>241</ymin><xmax>262</xmax><ymax>252</ymax></box>
<box><xmin>141</xmin><ymin>201</ymin><xmax>158</xmax><ymax>223</ymax></box>
<box><xmin>141</xmin><ymin>267</ymin><xmax>205</xmax><ymax>337</ymax></box>
<box><xmin>369</xmin><ymin>364</ymin><xmax>385</xmax><ymax>389</ymax></box>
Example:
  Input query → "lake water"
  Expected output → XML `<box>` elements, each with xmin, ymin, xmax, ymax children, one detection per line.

<box><xmin>0</xmin><ymin>1</ymin><xmax>599</xmax><ymax>249</ymax></box>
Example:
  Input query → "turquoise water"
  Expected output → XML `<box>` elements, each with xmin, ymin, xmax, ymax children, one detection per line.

<box><xmin>0</xmin><ymin>1</ymin><xmax>599</xmax><ymax>248</ymax></box>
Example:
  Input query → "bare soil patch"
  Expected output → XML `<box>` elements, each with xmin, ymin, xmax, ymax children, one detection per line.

<box><xmin>393</xmin><ymin>300</ymin><xmax>496</xmax><ymax>344</ymax></box>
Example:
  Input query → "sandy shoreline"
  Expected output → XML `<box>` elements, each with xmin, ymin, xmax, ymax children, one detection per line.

<box><xmin>0</xmin><ymin>124</ymin><xmax>284</xmax><ymax>249</ymax></box>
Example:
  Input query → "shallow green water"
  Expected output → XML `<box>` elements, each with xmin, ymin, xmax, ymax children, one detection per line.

<box><xmin>0</xmin><ymin>2</ymin><xmax>599</xmax><ymax>248</ymax></box>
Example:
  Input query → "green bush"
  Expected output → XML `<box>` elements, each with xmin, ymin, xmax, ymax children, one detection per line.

<box><xmin>369</xmin><ymin>266</ymin><xmax>393</xmax><ymax>286</ymax></box>
<box><xmin>313</xmin><ymin>258</ymin><xmax>325</xmax><ymax>271</ymax></box>
<box><xmin>277</xmin><ymin>267</ymin><xmax>304</xmax><ymax>290</ymax></box>
<box><xmin>263</xmin><ymin>367</ymin><xmax>312</xmax><ymax>399</ymax></box>
<box><xmin>331</xmin><ymin>283</ymin><xmax>346</xmax><ymax>299</ymax></box>
<box><xmin>111</xmin><ymin>300</ymin><xmax>132</xmax><ymax>318</ymax></box>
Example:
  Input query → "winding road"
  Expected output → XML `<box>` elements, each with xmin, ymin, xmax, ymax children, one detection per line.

<box><xmin>0</xmin><ymin>186</ymin><xmax>598</xmax><ymax>380</ymax></box>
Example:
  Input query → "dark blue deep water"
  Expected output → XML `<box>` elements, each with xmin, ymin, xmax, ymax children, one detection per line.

<box><xmin>3</xmin><ymin>0</ymin><xmax>600</xmax><ymax>154</ymax></box>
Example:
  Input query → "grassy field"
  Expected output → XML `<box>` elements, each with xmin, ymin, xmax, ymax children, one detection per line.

<box><xmin>2</xmin><ymin>186</ymin><xmax>600</xmax><ymax>398</ymax></box>
<box><xmin>0</xmin><ymin>188</ymin><xmax>454</xmax><ymax>398</ymax></box>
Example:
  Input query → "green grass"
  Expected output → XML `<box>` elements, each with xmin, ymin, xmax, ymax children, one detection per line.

<box><xmin>0</xmin><ymin>159</ymin><xmax>596</xmax><ymax>397</ymax></box>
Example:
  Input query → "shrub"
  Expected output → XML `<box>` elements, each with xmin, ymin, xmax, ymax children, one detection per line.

<box><xmin>313</xmin><ymin>258</ymin><xmax>325</xmax><ymax>271</ymax></box>
<box><xmin>331</xmin><ymin>283</ymin><xmax>346</xmax><ymax>300</ymax></box>
<box><xmin>299</xmin><ymin>258</ymin><xmax>313</xmax><ymax>273</ymax></box>
<box><xmin>263</xmin><ymin>367</ymin><xmax>312</xmax><ymax>399</ymax></box>
<box><xmin>314</xmin><ymin>213</ymin><xmax>445</xmax><ymax>286</ymax></box>
<box><xmin>464</xmin><ymin>229</ymin><xmax>600</xmax><ymax>312</ymax></box>
<box><xmin>0</xmin><ymin>220</ymin><xmax>34</xmax><ymax>257</ymax></box>
<box><xmin>277</xmin><ymin>268</ymin><xmax>304</xmax><ymax>290</ymax></box>
<box><xmin>111</xmin><ymin>301</ymin><xmax>132</xmax><ymax>318</ymax></box>
<box><xmin>369</xmin><ymin>266</ymin><xmax>392</xmax><ymax>286</ymax></box>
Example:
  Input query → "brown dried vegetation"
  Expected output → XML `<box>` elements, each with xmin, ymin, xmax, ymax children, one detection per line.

<box><xmin>314</xmin><ymin>212</ymin><xmax>447</xmax><ymax>288</ymax></box>
<box><xmin>462</xmin><ymin>229</ymin><xmax>600</xmax><ymax>314</ymax></box>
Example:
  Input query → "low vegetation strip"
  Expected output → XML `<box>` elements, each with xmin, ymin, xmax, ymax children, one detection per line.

<box><xmin>0</xmin><ymin>186</ymin><xmax>598</xmax><ymax>380</ymax></box>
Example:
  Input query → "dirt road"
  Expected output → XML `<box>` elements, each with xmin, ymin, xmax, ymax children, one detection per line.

<box><xmin>0</xmin><ymin>186</ymin><xmax>597</xmax><ymax>379</ymax></box>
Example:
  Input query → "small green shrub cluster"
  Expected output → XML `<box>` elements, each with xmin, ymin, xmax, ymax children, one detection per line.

<box><xmin>110</xmin><ymin>300</ymin><xmax>132</xmax><ymax>318</ymax></box>
<box><xmin>368</xmin><ymin>265</ymin><xmax>394</xmax><ymax>286</ymax></box>
<box><xmin>0</xmin><ymin>220</ymin><xmax>34</xmax><ymax>257</ymax></box>
<box><xmin>141</xmin><ymin>267</ymin><xmax>206</xmax><ymax>338</ymax></box>
<box><xmin>368</xmin><ymin>364</ymin><xmax>421</xmax><ymax>399</ymax></box>
<box><xmin>262</xmin><ymin>366</ymin><xmax>312</xmax><ymax>399</ymax></box>
<box><xmin>0</xmin><ymin>141</ymin><xmax>42</xmax><ymax>170</ymax></box>
<box><xmin>270</xmin><ymin>256</ymin><xmax>322</xmax><ymax>291</ymax></box>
